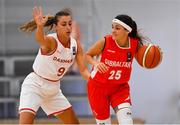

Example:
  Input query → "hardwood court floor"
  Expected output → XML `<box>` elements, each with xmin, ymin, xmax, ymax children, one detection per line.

<box><xmin>0</xmin><ymin>117</ymin><xmax>145</xmax><ymax>124</ymax></box>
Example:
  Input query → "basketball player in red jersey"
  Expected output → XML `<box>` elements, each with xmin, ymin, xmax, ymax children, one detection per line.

<box><xmin>18</xmin><ymin>6</ymin><xmax>90</xmax><ymax>124</ymax></box>
<box><xmin>85</xmin><ymin>15</ymin><xmax>144</xmax><ymax>124</ymax></box>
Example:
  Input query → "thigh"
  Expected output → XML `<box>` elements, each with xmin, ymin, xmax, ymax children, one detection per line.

<box><xmin>87</xmin><ymin>80</ymin><xmax>110</xmax><ymax>120</ymax></box>
<box><xmin>110</xmin><ymin>83</ymin><xmax>131</xmax><ymax>108</ymax></box>
<box><xmin>41</xmin><ymin>89</ymin><xmax>71</xmax><ymax>116</ymax></box>
<box><xmin>19</xmin><ymin>74</ymin><xmax>42</xmax><ymax>114</ymax></box>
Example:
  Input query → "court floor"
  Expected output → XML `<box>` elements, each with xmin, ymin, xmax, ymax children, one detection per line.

<box><xmin>0</xmin><ymin>117</ymin><xmax>145</xmax><ymax>124</ymax></box>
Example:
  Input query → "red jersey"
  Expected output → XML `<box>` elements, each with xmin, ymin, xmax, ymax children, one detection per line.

<box><xmin>90</xmin><ymin>35</ymin><xmax>138</xmax><ymax>85</ymax></box>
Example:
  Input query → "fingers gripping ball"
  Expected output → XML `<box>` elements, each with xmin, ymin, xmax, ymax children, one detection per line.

<box><xmin>135</xmin><ymin>44</ymin><xmax>162</xmax><ymax>69</ymax></box>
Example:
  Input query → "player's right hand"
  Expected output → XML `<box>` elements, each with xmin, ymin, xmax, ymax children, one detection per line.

<box><xmin>32</xmin><ymin>6</ymin><xmax>48</xmax><ymax>27</ymax></box>
<box><xmin>94</xmin><ymin>62</ymin><xmax>109</xmax><ymax>73</ymax></box>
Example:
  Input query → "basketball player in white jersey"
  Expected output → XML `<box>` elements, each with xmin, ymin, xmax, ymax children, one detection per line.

<box><xmin>18</xmin><ymin>6</ymin><xmax>90</xmax><ymax>124</ymax></box>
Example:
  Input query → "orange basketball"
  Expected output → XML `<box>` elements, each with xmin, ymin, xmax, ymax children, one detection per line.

<box><xmin>135</xmin><ymin>44</ymin><xmax>162</xmax><ymax>69</ymax></box>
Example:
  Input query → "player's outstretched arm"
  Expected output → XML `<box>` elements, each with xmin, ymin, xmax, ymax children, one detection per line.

<box><xmin>33</xmin><ymin>6</ymin><xmax>55</xmax><ymax>54</ymax></box>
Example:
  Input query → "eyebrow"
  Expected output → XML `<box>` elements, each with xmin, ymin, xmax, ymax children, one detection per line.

<box><xmin>61</xmin><ymin>20</ymin><xmax>72</xmax><ymax>23</ymax></box>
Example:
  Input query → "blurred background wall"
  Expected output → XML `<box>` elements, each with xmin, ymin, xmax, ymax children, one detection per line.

<box><xmin>0</xmin><ymin>0</ymin><xmax>180</xmax><ymax>124</ymax></box>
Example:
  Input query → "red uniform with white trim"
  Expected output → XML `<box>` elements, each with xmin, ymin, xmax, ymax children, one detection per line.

<box><xmin>91</xmin><ymin>35</ymin><xmax>138</xmax><ymax>85</ymax></box>
<box><xmin>87</xmin><ymin>35</ymin><xmax>138</xmax><ymax>119</ymax></box>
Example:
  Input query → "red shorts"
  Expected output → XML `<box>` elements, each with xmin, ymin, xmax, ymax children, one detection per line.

<box><xmin>87</xmin><ymin>78</ymin><xmax>131</xmax><ymax>120</ymax></box>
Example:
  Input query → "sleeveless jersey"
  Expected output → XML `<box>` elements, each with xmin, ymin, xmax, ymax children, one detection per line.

<box><xmin>90</xmin><ymin>35</ymin><xmax>138</xmax><ymax>85</ymax></box>
<box><xmin>33</xmin><ymin>33</ymin><xmax>77</xmax><ymax>81</ymax></box>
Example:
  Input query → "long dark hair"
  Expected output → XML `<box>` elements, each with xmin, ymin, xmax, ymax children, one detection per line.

<box><xmin>115</xmin><ymin>14</ymin><xmax>145</xmax><ymax>45</ymax></box>
<box><xmin>19</xmin><ymin>8</ymin><xmax>72</xmax><ymax>33</ymax></box>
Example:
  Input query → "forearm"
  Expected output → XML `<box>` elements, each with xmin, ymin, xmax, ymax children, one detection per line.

<box><xmin>85</xmin><ymin>54</ymin><xmax>98</xmax><ymax>66</ymax></box>
<box><xmin>76</xmin><ymin>52</ymin><xmax>90</xmax><ymax>80</ymax></box>
<box><xmin>35</xmin><ymin>25</ymin><xmax>46</xmax><ymax>45</ymax></box>
<box><xmin>79</xmin><ymin>68</ymin><xmax>90</xmax><ymax>81</ymax></box>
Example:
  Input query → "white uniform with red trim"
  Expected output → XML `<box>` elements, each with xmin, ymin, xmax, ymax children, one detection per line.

<box><xmin>33</xmin><ymin>33</ymin><xmax>77</xmax><ymax>81</ymax></box>
<box><xmin>19</xmin><ymin>33</ymin><xmax>77</xmax><ymax>116</ymax></box>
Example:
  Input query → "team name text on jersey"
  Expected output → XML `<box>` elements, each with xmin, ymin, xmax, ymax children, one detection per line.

<box><xmin>105</xmin><ymin>59</ymin><xmax>131</xmax><ymax>68</ymax></box>
<box><xmin>53</xmin><ymin>57</ymin><xmax>73</xmax><ymax>63</ymax></box>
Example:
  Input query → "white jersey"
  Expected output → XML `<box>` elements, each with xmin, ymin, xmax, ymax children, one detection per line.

<box><xmin>33</xmin><ymin>33</ymin><xmax>77</xmax><ymax>81</ymax></box>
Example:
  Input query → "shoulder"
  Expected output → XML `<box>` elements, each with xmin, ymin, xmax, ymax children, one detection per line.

<box><xmin>129</xmin><ymin>37</ymin><xmax>138</xmax><ymax>42</ymax></box>
<box><xmin>70</xmin><ymin>36</ymin><xmax>78</xmax><ymax>47</ymax></box>
<box><xmin>104</xmin><ymin>35</ymin><xmax>114</xmax><ymax>44</ymax></box>
<box><xmin>47</xmin><ymin>33</ymin><xmax>56</xmax><ymax>37</ymax></box>
<box><xmin>96</xmin><ymin>38</ymin><xmax>105</xmax><ymax>46</ymax></box>
<box><xmin>129</xmin><ymin>37</ymin><xmax>139</xmax><ymax>52</ymax></box>
<box><xmin>129</xmin><ymin>37</ymin><xmax>139</xmax><ymax>46</ymax></box>
<box><xmin>45</xmin><ymin>33</ymin><xmax>57</xmax><ymax>52</ymax></box>
<box><xmin>46</xmin><ymin>33</ymin><xmax>57</xmax><ymax>43</ymax></box>
<box><xmin>104</xmin><ymin>34</ymin><xmax>112</xmax><ymax>40</ymax></box>
<box><xmin>103</xmin><ymin>34</ymin><xmax>114</xmax><ymax>46</ymax></box>
<box><xmin>70</xmin><ymin>36</ymin><xmax>76</xmax><ymax>42</ymax></box>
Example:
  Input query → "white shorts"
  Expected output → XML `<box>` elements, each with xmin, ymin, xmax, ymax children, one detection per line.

<box><xmin>19</xmin><ymin>72</ymin><xmax>71</xmax><ymax>116</ymax></box>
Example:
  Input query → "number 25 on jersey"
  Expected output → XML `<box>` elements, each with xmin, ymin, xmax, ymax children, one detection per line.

<box><xmin>108</xmin><ymin>70</ymin><xmax>122</xmax><ymax>80</ymax></box>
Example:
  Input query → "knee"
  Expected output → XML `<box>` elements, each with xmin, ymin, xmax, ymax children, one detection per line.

<box><xmin>95</xmin><ymin>117</ymin><xmax>111</xmax><ymax>125</ymax></box>
<box><xmin>115</xmin><ymin>103</ymin><xmax>133</xmax><ymax>124</ymax></box>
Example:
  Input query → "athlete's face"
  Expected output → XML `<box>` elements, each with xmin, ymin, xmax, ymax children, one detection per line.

<box><xmin>55</xmin><ymin>15</ymin><xmax>72</xmax><ymax>38</ymax></box>
<box><xmin>112</xmin><ymin>22</ymin><xmax>129</xmax><ymax>41</ymax></box>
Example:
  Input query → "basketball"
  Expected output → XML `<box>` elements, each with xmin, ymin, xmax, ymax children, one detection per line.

<box><xmin>135</xmin><ymin>44</ymin><xmax>162</xmax><ymax>69</ymax></box>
